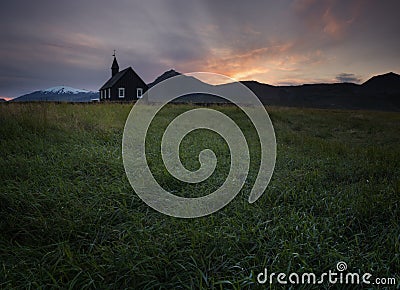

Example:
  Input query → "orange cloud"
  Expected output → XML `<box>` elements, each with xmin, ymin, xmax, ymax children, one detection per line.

<box><xmin>322</xmin><ymin>6</ymin><xmax>357</xmax><ymax>38</ymax></box>
<box><xmin>177</xmin><ymin>41</ymin><xmax>329</xmax><ymax>85</ymax></box>
<box><xmin>322</xmin><ymin>7</ymin><xmax>342</xmax><ymax>37</ymax></box>
<box><xmin>293</xmin><ymin>0</ymin><xmax>361</xmax><ymax>39</ymax></box>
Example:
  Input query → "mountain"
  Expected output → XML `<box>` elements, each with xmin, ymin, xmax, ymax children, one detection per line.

<box><xmin>361</xmin><ymin>72</ymin><xmax>400</xmax><ymax>94</ymax></box>
<box><xmin>231</xmin><ymin>82</ymin><xmax>364</xmax><ymax>109</ymax></box>
<box><xmin>12</xmin><ymin>86</ymin><xmax>99</xmax><ymax>102</ymax></box>
<box><xmin>236</xmin><ymin>75</ymin><xmax>400</xmax><ymax>111</ymax></box>
<box><xmin>147</xmin><ymin>69</ymin><xmax>181</xmax><ymax>88</ymax></box>
<box><xmin>0</xmin><ymin>98</ymin><xmax>7</xmax><ymax>102</ymax></box>
<box><xmin>148</xmin><ymin>70</ymin><xmax>400</xmax><ymax>111</ymax></box>
<box><xmin>147</xmin><ymin>69</ymin><xmax>219</xmax><ymax>87</ymax></box>
<box><xmin>146</xmin><ymin>69</ymin><xmax>228</xmax><ymax>103</ymax></box>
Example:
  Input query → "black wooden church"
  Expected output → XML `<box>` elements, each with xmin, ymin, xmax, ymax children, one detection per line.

<box><xmin>99</xmin><ymin>53</ymin><xmax>147</xmax><ymax>101</ymax></box>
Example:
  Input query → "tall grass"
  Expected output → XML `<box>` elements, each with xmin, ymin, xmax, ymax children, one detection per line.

<box><xmin>0</xmin><ymin>103</ymin><xmax>399</xmax><ymax>289</ymax></box>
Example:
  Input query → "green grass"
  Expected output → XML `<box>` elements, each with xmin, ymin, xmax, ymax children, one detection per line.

<box><xmin>0</xmin><ymin>102</ymin><xmax>399</xmax><ymax>289</ymax></box>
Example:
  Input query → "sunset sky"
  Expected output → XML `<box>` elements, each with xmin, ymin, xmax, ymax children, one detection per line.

<box><xmin>1</xmin><ymin>0</ymin><xmax>399</xmax><ymax>98</ymax></box>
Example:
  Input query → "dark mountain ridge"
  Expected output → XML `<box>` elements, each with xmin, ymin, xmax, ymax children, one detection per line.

<box><xmin>149</xmin><ymin>71</ymin><xmax>400</xmax><ymax>111</ymax></box>
<box><xmin>247</xmin><ymin>72</ymin><xmax>400</xmax><ymax>110</ymax></box>
<box><xmin>147</xmin><ymin>69</ymin><xmax>182</xmax><ymax>88</ymax></box>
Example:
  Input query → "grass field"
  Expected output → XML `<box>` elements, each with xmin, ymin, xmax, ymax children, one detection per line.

<box><xmin>0</xmin><ymin>102</ymin><xmax>399</xmax><ymax>289</ymax></box>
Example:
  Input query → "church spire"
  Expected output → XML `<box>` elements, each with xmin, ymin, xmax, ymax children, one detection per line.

<box><xmin>111</xmin><ymin>50</ymin><xmax>119</xmax><ymax>77</ymax></box>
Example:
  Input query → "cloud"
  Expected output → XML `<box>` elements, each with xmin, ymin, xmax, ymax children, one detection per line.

<box><xmin>178</xmin><ymin>40</ymin><xmax>330</xmax><ymax>85</ymax></box>
<box><xmin>292</xmin><ymin>0</ymin><xmax>361</xmax><ymax>40</ymax></box>
<box><xmin>0</xmin><ymin>0</ymin><xmax>399</xmax><ymax>97</ymax></box>
<box><xmin>335</xmin><ymin>73</ymin><xmax>362</xmax><ymax>83</ymax></box>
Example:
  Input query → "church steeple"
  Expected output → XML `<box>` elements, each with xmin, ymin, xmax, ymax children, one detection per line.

<box><xmin>111</xmin><ymin>50</ymin><xmax>119</xmax><ymax>77</ymax></box>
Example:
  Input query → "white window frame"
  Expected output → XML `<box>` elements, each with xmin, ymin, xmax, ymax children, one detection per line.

<box><xmin>118</xmin><ymin>88</ymin><xmax>125</xmax><ymax>98</ymax></box>
<box><xmin>108</xmin><ymin>88</ymin><xmax>111</xmax><ymax>99</ymax></box>
<box><xmin>137</xmin><ymin>88</ymin><xmax>143</xmax><ymax>99</ymax></box>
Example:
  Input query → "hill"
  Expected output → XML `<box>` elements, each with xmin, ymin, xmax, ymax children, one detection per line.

<box><xmin>147</xmin><ymin>69</ymin><xmax>182</xmax><ymax>88</ymax></box>
<box><xmin>362</xmin><ymin>72</ymin><xmax>400</xmax><ymax>92</ymax></box>
<box><xmin>240</xmin><ymin>73</ymin><xmax>400</xmax><ymax>111</ymax></box>
<box><xmin>12</xmin><ymin>86</ymin><xmax>99</xmax><ymax>102</ymax></box>
<box><xmin>149</xmin><ymin>70</ymin><xmax>400</xmax><ymax>111</ymax></box>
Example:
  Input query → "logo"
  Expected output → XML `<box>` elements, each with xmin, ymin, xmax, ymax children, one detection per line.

<box><xmin>122</xmin><ymin>72</ymin><xmax>276</xmax><ymax>218</ymax></box>
<box><xmin>257</xmin><ymin>261</ymin><xmax>397</xmax><ymax>286</ymax></box>
<box><xmin>336</xmin><ymin>261</ymin><xmax>347</xmax><ymax>272</ymax></box>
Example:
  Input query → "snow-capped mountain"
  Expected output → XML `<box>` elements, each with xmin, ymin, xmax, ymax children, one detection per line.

<box><xmin>41</xmin><ymin>86</ymin><xmax>91</xmax><ymax>94</ymax></box>
<box><xmin>12</xmin><ymin>86</ymin><xmax>99</xmax><ymax>102</ymax></box>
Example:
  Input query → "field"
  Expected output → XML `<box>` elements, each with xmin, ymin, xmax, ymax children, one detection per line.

<box><xmin>0</xmin><ymin>102</ymin><xmax>399</xmax><ymax>289</ymax></box>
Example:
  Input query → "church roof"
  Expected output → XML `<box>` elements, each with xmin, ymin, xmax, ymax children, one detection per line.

<box><xmin>100</xmin><ymin>68</ymin><xmax>130</xmax><ymax>90</ymax></box>
<box><xmin>99</xmin><ymin>67</ymin><xmax>148</xmax><ymax>90</ymax></box>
